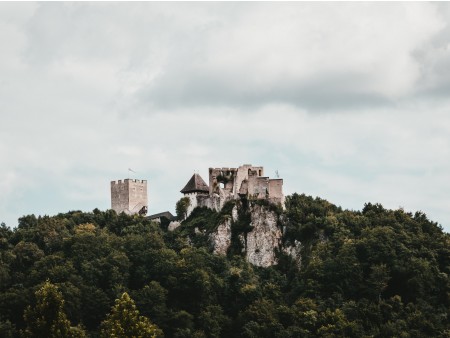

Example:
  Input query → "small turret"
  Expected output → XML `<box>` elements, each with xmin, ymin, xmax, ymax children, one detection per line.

<box><xmin>180</xmin><ymin>173</ymin><xmax>209</xmax><ymax>194</ymax></box>
<box><xmin>180</xmin><ymin>173</ymin><xmax>209</xmax><ymax>218</ymax></box>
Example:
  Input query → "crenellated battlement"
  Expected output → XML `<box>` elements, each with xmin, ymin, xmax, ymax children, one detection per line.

<box><xmin>111</xmin><ymin>179</ymin><xmax>147</xmax><ymax>185</ymax></box>
<box><xmin>110</xmin><ymin>178</ymin><xmax>148</xmax><ymax>215</ymax></box>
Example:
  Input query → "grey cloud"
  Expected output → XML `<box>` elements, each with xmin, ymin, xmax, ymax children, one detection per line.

<box><xmin>411</xmin><ymin>21</ymin><xmax>450</xmax><ymax>96</ymax></box>
<box><xmin>138</xmin><ymin>70</ymin><xmax>392</xmax><ymax>111</ymax></box>
<box><xmin>125</xmin><ymin>2</ymin><xmax>445</xmax><ymax>112</ymax></box>
<box><xmin>17</xmin><ymin>2</ymin><xmax>450</xmax><ymax>113</ymax></box>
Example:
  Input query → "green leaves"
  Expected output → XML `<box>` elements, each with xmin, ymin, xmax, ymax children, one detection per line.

<box><xmin>0</xmin><ymin>199</ymin><xmax>446</xmax><ymax>337</ymax></box>
<box><xmin>22</xmin><ymin>281</ymin><xmax>86</xmax><ymax>338</ymax></box>
<box><xmin>100</xmin><ymin>292</ymin><xmax>163</xmax><ymax>338</ymax></box>
<box><xmin>176</xmin><ymin>197</ymin><xmax>191</xmax><ymax>221</ymax></box>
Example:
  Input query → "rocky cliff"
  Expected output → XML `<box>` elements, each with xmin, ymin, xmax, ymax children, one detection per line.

<box><xmin>209</xmin><ymin>201</ymin><xmax>301</xmax><ymax>268</ymax></box>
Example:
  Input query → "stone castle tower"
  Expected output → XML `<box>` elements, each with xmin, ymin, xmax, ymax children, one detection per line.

<box><xmin>180</xmin><ymin>173</ymin><xmax>210</xmax><ymax>217</ymax></box>
<box><xmin>110</xmin><ymin>179</ymin><xmax>148</xmax><ymax>215</ymax></box>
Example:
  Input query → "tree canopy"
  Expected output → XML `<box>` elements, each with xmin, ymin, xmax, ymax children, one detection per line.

<box><xmin>22</xmin><ymin>280</ymin><xmax>85</xmax><ymax>338</ymax></box>
<box><xmin>0</xmin><ymin>194</ymin><xmax>448</xmax><ymax>337</ymax></box>
<box><xmin>100</xmin><ymin>292</ymin><xmax>163</xmax><ymax>338</ymax></box>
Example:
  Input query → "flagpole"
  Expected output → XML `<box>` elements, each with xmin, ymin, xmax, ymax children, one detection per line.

<box><xmin>128</xmin><ymin>168</ymin><xmax>136</xmax><ymax>180</ymax></box>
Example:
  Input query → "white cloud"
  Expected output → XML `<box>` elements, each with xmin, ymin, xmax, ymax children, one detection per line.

<box><xmin>0</xmin><ymin>2</ymin><xmax>449</xmax><ymax>231</ymax></box>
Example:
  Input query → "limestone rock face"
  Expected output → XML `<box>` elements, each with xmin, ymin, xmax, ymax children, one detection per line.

<box><xmin>245</xmin><ymin>204</ymin><xmax>282</xmax><ymax>267</ymax></box>
<box><xmin>210</xmin><ymin>218</ymin><xmax>232</xmax><ymax>255</ymax></box>
<box><xmin>231</xmin><ymin>205</ymin><xmax>239</xmax><ymax>222</ymax></box>
<box><xmin>168</xmin><ymin>221</ymin><xmax>181</xmax><ymax>232</ymax></box>
<box><xmin>208</xmin><ymin>203</ymin><xmax>300</xmax><ymax>268</ymax></box>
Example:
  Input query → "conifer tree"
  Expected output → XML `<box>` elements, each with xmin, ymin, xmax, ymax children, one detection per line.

<box><xmin>100</xmin><ymin>292</ymin><xmax>163</xmax><ymax>338</ymax></box>
<box><xmin>22</xmin><ymin>280</ymin><xmax>86</xmax><ymax>338</ymax></box>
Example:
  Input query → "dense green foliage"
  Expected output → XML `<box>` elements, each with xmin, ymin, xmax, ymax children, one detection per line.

<box><xmin>176</xmin><ymin>197</ymin><xmax>191</xmax><ymax>221</ymax></box>
<box><xmin>100</xmin><ymin>292</ymin><xmax>162</xmax><ymax>338</ymax></box>
<box><xmin>0</xmin><ymin>194</ymin><xmax>448</xmax><ymax>337</ymax></box>
<box><xmin>22</xmin><ymin>281</ymin><xmax>85</xmax><ymax>338</ymax></box>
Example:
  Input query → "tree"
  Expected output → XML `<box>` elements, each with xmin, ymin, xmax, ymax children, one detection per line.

<box><xmin>100</xmin><ymin>292</ymin><xmax>163</xmax><ymax>338</ymax></box>
<box><xmin>368</xmin><ymin>264</ymin><xmax>390</xmax><ymax>303</ymax></box>
<box><xmin>22</xmin><ymin>280</ymin><xmax>85</xmax><ymax>338</ymax></box>
<box><xmin>0</xmin><ymin>199</ymin><xmax>447</xmax><ymax>337</ymax></box>
<box><xmin>0</xmin><ymin>319</ymin><xmax>16</xmax><ymax>338</ymax></box>
<box><xmin>198</xmin><ymin>305</ymin><xmax>229</xmax><ymax>338</ymax></box>
<box><xmin>12</xmin><ymin>242</ymin><xmax>44</xmax><ymax>273</ymax></box>
<box><xmin>132</xmin><ymin>281</ymin><xmax>168</xmax><ymax>327</ymax></box>
<box><xmin>176</xmin><ymin>197</ymin><xmax>191</xmax><ymax>220</ymax></box>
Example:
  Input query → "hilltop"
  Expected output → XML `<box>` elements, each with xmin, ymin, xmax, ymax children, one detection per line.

<box><xmin>0</xmin><ymin>193</ymin><xmax>448</xmax><ymax>337</ymax></box>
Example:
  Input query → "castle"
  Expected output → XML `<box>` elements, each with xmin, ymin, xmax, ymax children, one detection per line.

<box><xmin>110</xmin><ymin>179</ymin><xmax>148</xmax><ymax>215</ymax></box>
<box><xmin>110</xmin><ymin>164</ymin><xmax>284</xmax><ymax>219</ymax></box>
<box><xmin>180</xmin><ymin>164</ymin><xmax>284</xmax><ymax>218</ymax></box>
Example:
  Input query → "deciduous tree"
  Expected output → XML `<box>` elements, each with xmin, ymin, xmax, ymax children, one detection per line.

<box><xmin>22</xmin><ymin>280</ymin><xmax>85</xmax><ymax>338</ymax></box>
<box><xmin>100</xmin><ymin>292</ymin><xmax>163</xmax><ymax>338</ymax></box>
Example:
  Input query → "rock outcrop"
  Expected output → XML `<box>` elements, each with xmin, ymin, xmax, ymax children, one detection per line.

<box><xmin>244</xmin><ymin>204</ymin><xmax>282</xmax><ymax>267</ymax></box>
<box><xmin>209</xmin><ymin>202</ymin><xmax>299</xmax><ymax>268</ymax></box>
<box><xmin>168</xmin><ymin>221</ymin><xmax>181</xmax><ymax>232</ymax></box>
<box><xmin>210</xmin><ymin>218</ymin><xmax>232</xmax><ymax>255</ymax></box>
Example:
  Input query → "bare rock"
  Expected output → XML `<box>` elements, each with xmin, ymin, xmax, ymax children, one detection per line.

<box><xmin>244</xmin><ymin>204</ymin><xmax>282</xmax><ymax>267</ymax></box>
<box><xmin>208</xmin><ymin>203</ymin><xmax>298</xmax><ymax>268</ymax></box>
<box><xmin>232</xmin><ymin>205</ymin><xmax>239</xmax><ymax>222</ymax></box>
<box><xmin>167</xmin><ymin>221</ymin><xmax>181</xmax><ymax>232</ymax></box>
<box><xmin>210</xmin><ymin>219</ymin><xmax>232</xmax><ymax>255</ymax></box>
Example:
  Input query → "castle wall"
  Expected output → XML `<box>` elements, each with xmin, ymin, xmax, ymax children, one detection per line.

<box><xmin>111</xmin><ymin>179</ymin><xmax>148</xmax><ymax>215</ymax></box>
<box><xmin>209</xmin><ymin>164</ymin><xmax>264</xmax><ymax>199</ymax></box>
<box><xmin>209</xmin><ymin>167</ymin><xmax>237</xmax><ymax>198</ymax></box>
<box><xmin>268</xmin><ymin>179</ymin><xmax>284</xmax><ymax>205</ymax></box>
<box><xmin>183</xmin><ymin>164</ymin><xmax>283</xmax><ymax>219</ymax></box>
<box><xmin>128</xmin><ymin>179</ymin><xmax>148</xmax><ymax>213</ymax></box>
<box><xmin>197</xmin><ymin>194</ymin><xmax>222</xmax><ymax>212</ymax></box>
<box><xmin>235</xmin><ymin>165</ymin><xmax>263</xmax><ymax>198</ymax></box>
<box><xmin>252</xmin><ymin>177</ymin><xmax>270</xmax><ymax>199</ymax></box>
<box><xmin>184</xmin><ymin>192</ymin><xmax>199</xmax><ymax>217</ymax></box>
<box><xmin>111</xmin><ymin>180</ymin><xmax>129</xmax><ymax>214</ymax></box>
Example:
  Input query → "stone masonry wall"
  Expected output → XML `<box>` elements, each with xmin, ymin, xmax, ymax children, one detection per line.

<box><xmin>111</xmin><ymin>179</ymin><xmax>147</xmax><ymax>214</ymax></box>
<box><xmin>268</xmin><ymin>179</ymin><xmax>284</xmax><ymax>205</ymax></box>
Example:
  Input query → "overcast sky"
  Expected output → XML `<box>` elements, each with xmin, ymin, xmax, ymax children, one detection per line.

<box><xmin>1</xmin><ymin>2</ymin><xmax>449</xmax><ymax>231</ymax></box>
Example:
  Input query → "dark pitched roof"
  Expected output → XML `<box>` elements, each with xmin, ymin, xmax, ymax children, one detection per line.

<box><xmin>147</xmin><ymin>211</ymin><xmax>175</xmax><ymax>221</ymax></box>
<box><xmin>180</xmin><ymin>173</ymin><xmax>209</xmax><ymax>194</ymax></box>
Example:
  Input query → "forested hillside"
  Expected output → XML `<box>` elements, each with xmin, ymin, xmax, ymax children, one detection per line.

<box><xmin>0</xmin><ymin>193</ymin><xmax>448</xmax><ymax>337</ymax></box>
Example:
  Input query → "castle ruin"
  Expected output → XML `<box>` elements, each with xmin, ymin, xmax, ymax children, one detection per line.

<box><xmin>209</xmin><ymin>164</ymin><xmax>284</xmax><ymax>204</ymax></box>
<box><xmin>109</xmin><ymin>164</ymin><xmax>283</xmax><ymax>219</ymax></box>
<box><xmin>180</xmin><ymin>164</ymin><xmax>284</xmax><ymax>218</ymax></box>
<box><xmin>110</xmin><ymin>179</ymin><xmax>148</xmax><ymax>215</ymax></box>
